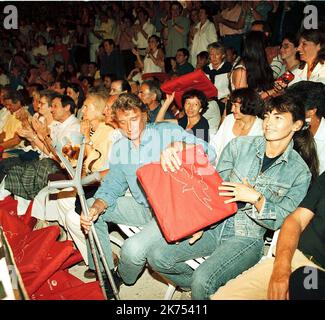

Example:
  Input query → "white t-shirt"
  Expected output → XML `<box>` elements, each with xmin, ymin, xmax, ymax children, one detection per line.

<box><xmin>210</xmin><ymin>114</ymin><xmax>263</xmax><ymax>164</ymax></box>
<box><xmin>289</xmin><ymin>62</ymin><xmax>325</xmax><ymax>86</ymax></box>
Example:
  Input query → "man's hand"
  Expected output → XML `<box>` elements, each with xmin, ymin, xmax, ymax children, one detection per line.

<box><xmin>267</xmin><ymin>265</ymin><xmax>291</xmax><ymax>300</ymax></box>
<box><xmin>80</xmin><ymin>207</ymin><xmax>100</xmax><ymax>234</ymax></box>
<box><xmin>160</xmin><ymin>141</ymin><xmax>184</xmax><ymax>172</ymax></box>
<box><xmin>188</xmin><ymin>230</ymin><xmax>204</xmax><ymax>245</ymax></box>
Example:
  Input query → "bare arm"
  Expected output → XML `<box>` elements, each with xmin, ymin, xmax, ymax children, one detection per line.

<box><xmin>215</xmin><ymin>8</ymin><xmax>246</xmax><ymax>30</ymax></box>
<box><xmin>155</xmin><ymin>92</ymin><xmax>178</xmax><ymax>124</ymax></box>
<box><xmin>148</xmin><ymin>49</ymin><xmax>165</xmax><ymax>69</ymax></box>
<box><xmin>268</xmin><ymin>208</ymin><xmax>314</xmax><ymax>300</ymax></box>
<box><xmin>0</xmin><ymin>133</ymin><xmax>22</xmax><ymax>150</ymax></box>
<box><xmin>231</xmin><ymin>67</ymin><xmax>248</xmax><ymax>90</ymax></box>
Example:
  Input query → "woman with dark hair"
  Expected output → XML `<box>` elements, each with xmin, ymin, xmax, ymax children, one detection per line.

<box><xmin>156</xmin><ymin>89</ymin><xmax>210</xmax><ymax>142</ymax></box>
<box><xmin>278</xmin><ymin>33</ymin><xmax>301</xmax><ymax>76</ymax></box>
<box><xmin>147</xmin><ymin>92</ymin><xmax>318</xmax><ymax>300</ymax></box>
<box><xmin>52</xmin><ymin>61</ymin><xmax>65</xmax><ymax>82</ymax></box>
<box><xmin>230</xmin><ymin>31</ymin><xmax>274</xmax><ymax>93</ymax></box>
<box><xmin>290</xmin><ymin>28</ymin><xmax>325</xmax><ymax>85</ymax></box>
<box><xmin>211</xmin><ymin>88</ymin><xmax>264</xmax><ymax>164</ymax></box>
<box><xmin>66</xmin><ymin>83</ymin><xmax>85</xmax><ymax>119</ymax></box>
<box><xmin>133</xmin><ymin>35</ymin><xmax>165</xmax><ymax>74</ymax></box>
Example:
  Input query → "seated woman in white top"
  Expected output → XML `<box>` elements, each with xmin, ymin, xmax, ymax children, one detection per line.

<box><xmin>210</xmin><ymin>88</ymin><xmax>264</xmax><ymax>164</ymax></box>
<box><xmin>289</xmin><ymin>28</ymin><xmax>325</xmax><ymax>86</ymax></box>
<box><xmin>278</xmin><ymin>33</ymin><xmax>302</xmax><ymax>77</ymax></box>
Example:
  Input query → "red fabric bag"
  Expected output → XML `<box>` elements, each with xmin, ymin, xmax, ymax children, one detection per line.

<box><xmin>22</xmin><ymin>240</ymin><xmax>75</xmax><ymax>295</ymax></box>
<box><xmin>9</xmin><ymin>226</ymin><xmax>60</xmax><ymax>274</ymax></box>
<box><xmin>142</xmin><ymin>72</ymin><xmax>170</xmax><ymax>83</ymax></box>
<box><xmin>31</xmin><ymin>270</ymin><xmax>84</xmax><ymax>299</ymax></box>
<box><xmin>136</xmin><ymin>145</ymin><xmax>237</xmax><ymax>242</ymax></box>
<box><xmin>35</xmin><ymin>281</ymin><xmax>105</xmax><ymax>300</ymax></box>
<box><xmin>160</xmin><ymin>69</ymin><xmax>217</xmax><ymax>108</ymax></box>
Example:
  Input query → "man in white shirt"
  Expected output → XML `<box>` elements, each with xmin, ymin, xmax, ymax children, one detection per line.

<box><xmin>132</xmin><ymin>8</ymin><xmax>156</xmax><ymax>56</ymax></box>
<box><xmin>190</xmin><ymin>7</ymin><xmax>218</xmax><ymax>67</ymax></box>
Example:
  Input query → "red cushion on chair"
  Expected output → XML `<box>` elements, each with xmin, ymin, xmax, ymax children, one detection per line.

<box><xmin>0</xmin><ymin>199</ymin><xmax>31</xmax><ymax>240</ymax></box>
<box><xmin>22</xmin><ymin>240</ymin><xmax>75</xmax><ymax>295</ymax></box>
<box><xmin>31</xmin><ymin>270</ymin><xmax>84</xmax><ymax>299</ymax></box>
<box><xmin>60</xmin><ymin>249</ymin><xmax>83</xmax><ymax>270</ymax></box>
<box><xmin>9</xmin><ymin>226</ymin><xmax>60</xmax><ymax>274</ymax></box>
<box><xmin>35</xmin><ymin>281</ymin><xmax>105</xmax><ymax>300</ymax></box>
<box><xmin>142</xmin><ymin>72</ymin><xmax>170</xmax><ymax>83</ymax></box>
<box><xmin>160</xmin><ymin>69</ymin><xmax>218</xmax><ymax>108</ymax></box>
<box><xmin>136</xmin><ymin>145</ymin><xmax>237</xmax><ymax>242</ymax></box>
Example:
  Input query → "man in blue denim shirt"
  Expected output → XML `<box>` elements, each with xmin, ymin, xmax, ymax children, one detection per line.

<box><xmin>80</xmin><ymin>93</ymin><xmax>216</xmax><ymax>297</ymax></box>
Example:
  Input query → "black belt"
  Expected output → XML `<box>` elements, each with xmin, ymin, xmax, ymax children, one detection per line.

<box><xmin>303</xmin><ymin>253</ymin><xmax>324</xmax><ymax>269</ymax></box>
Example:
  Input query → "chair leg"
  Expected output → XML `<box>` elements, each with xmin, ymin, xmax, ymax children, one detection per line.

<box><xmin>164</xmin><ymin>283</ymin><xmax>177</xmax><ymax>300</ymax></box>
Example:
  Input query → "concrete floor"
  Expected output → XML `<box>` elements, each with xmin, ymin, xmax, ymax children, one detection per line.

<box><xmin>68</xmin><ymin>231</ymin><xmax>188</xmax><ymax>300</ymax></box>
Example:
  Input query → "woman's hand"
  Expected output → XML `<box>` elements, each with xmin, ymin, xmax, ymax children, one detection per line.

<box><xmin>131</xmin><ymin>47</ymin><xmax>140</xmax><ymax>57</ymax></box>
<box><xmin>165</xmin><ymin>92</ymin><xmax>175</xmax><ymax>108</ymax></box>
<box><xmin>17</xmin><ymin>127</ymin><xmax>35</xmax><ymax>140</ymax></box>
<box><xmin>15</xmin><ymin>108</ymin><xmax>30</xmax><ymax>123</ymax></box>
<box><xmin>218</xmin><ymin>177</ymin><xmax>261</xmax><ymax>204</ymax></box>
<box><xmin>32</xmin><ymin>117</ymin><xmax>50</xmax><ymax>139</ymax></box>
<box><xmin>80</xmin><ymin>119</ymin><xmax>91</xmax><ymax>139</ymax></box>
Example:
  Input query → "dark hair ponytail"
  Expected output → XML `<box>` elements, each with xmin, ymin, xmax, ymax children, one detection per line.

<box><xmin>293</xmin><ymin>129</ymin><xmax>319</xmax><ymax>181</ymax></box>
<box><xmin>265</xmin><ymin>94</ymin><xmax>319</xmax><ymax>181</ymax></box>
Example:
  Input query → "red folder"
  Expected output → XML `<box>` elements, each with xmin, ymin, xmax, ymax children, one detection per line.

<box><xmin>160</xmin><ymin>69</ymin><xmax>218</xmax><ymax>108</ymax></box>
<box><xmin>136</xmin><ymin>145</ymin><xmax>237</xmax><ymax>242</ymax></box>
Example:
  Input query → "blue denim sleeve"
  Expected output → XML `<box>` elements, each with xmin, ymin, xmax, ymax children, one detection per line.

<box><xmin>248</xmin><ymin>171</ymin><xmax>311</xmax><ymax>230</ymax></box>
<box><xmin>93</xmin><ymin>141</ymin><xmax>129</xmax><ymax>209</ymax></box>
<box><xmin>215</xmin><ymin>138</ymin><xmax>236</xmax><ymax>180</ymax></box>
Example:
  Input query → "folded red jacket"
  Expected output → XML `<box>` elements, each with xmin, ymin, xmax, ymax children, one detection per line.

<box><xmin>160</xmin><ymin>69</ymin><xmax>218</xmax><ymax>108</ymax></box>
<box><xmin>136</xmin><ymin>145</ymin><xmax>237</xmax><ymax>242</ymax></box>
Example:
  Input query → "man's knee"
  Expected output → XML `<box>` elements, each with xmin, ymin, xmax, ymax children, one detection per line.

<box><xmin>120</xmin><ymin>236</ymin><xmax>148</xmax><ymax>265</ymax></box>
<box><xmin>147</xmin><ymin>246</ymin><xmax>174</xmax><ymax>272</ymax></box>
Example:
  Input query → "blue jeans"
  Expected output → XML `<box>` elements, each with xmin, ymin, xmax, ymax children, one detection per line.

<box><xmin>147</xmin><ymin>218</ymin><xmax>264</xmax><ymax>300</ymax></box>
<box><xmin>87</xmin><ymin>196</ymin><xmax>152</xmax><ymax>272</ymax></box>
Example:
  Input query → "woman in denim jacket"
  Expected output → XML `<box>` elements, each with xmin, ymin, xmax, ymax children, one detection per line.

<box><xmin>146</xmin><ymin>92</ymin><xmax>319</xmax><ymax>300</ymax></box>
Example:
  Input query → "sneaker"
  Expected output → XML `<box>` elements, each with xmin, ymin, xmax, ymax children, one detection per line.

<box><xmin>102</xmin><ymin>270</ymin><xmax>123</xmax><ymax>299</ymax></box>
<box><xmin>83</xmin><ymin>253</ymin><xmax>119</xmax><ymax>279</ymax></box>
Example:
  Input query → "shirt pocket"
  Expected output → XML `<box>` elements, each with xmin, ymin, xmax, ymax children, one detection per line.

<box><xmin>262</xmin><ymin>181</ymin><xmax>291</xmax><ymax>203</ymax></box>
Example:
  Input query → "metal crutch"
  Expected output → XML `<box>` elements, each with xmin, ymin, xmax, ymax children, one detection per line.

<box><xmin>47</xmin><ymin>135</ymin><xmax>120</xmax><ymax>300</ymax></box>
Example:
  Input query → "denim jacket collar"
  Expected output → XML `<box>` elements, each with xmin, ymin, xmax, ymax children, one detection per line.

<box><xmin>255</xmin><ymin>136</ymin><xmax>294</xmax><ymax>164</ymax></box>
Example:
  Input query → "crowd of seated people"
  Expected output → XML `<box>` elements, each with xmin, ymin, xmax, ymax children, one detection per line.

<box><xmin>0</xmin><ymin>1</ymin><xmax>325</xmax><ymax>300</ymax></box>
